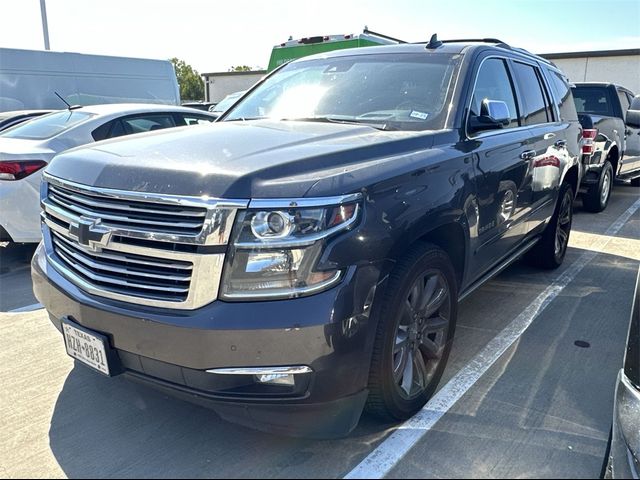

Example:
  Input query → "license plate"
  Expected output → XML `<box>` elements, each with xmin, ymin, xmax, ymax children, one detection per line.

<box><xmin>63</xmin><ymin>322</ymin><xmax>110</xmax><ymax>375</ymax></box>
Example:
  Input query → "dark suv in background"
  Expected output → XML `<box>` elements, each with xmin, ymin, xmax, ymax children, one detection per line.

<box><xmin>32</xmin><ymin>38</ymin><xmax>581</xmax><ymax>437</ymax></box>
<box><xmin>573</xmin><ymin>82</ymin><xmax>640</xmax><ymax>212</ymax></box>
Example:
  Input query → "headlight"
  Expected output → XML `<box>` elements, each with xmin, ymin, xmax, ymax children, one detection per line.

<box><xmin>221</xmin><ymin>198</ymin><xmax>360</xmax><ymax>300</ymax></box>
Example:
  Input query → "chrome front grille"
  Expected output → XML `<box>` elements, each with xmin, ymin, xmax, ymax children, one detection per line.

<box><xmin>48</xmin><ymin>183</ymin><xmax>207</xmax><ymax>235</ymax></box>
<box><xmin>51</xmin><ymin>231</ymin><xmax>192</xmax><ymax>302</ymax></box>
<box><xmin>41</xmin><ymin>173</ymin><xmax>248</xmax><ymax>310</ymax></box>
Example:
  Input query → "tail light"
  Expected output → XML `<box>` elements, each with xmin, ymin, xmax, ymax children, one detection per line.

<box><xmin>0</xmin><ymin>160</ymin><xmax>48</xmax><ymax>181</ymax></box>
<box><xmin>582</xmin><ymin>128</ymin><xmax>598</xmax><ymax>156</ymax></box>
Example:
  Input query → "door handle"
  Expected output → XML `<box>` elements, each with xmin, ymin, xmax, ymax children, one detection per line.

<box><xmin>555</xmin><ymin>139</ymin><xmax>567</xmax><ymax>148</ymax></box>
<box><xmin>520</xmin><ymin>150</ymin><xmax>536</xmax><ymax>160</ymax></box>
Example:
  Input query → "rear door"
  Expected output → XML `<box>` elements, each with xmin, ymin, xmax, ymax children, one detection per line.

<box><xmin>463</xmin><ymin>56</ymin><xmax>536</xmax><ymax>279</ymax></box>
<box><xmin>510</xmin><ymin>61</ymin><xmax>575</xmax><ymax>234</ymax></box>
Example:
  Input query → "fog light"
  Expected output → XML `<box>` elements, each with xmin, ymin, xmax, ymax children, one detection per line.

<box><xmin>256</xmin><ymin>373</ymin><xmax>295</xmax><ymax>386</ymax></box>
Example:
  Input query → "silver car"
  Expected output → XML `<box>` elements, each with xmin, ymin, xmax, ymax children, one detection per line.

<box><xmin>0</xmin><ymin>103</ymin><xmax>216</xmax><ymax>243</ymax></box>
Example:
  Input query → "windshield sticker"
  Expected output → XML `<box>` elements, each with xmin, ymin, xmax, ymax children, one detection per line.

<box><xmin>410</xmin><ymin>110</ymin><xmax>429</xmax><ymax>120</ymax></box>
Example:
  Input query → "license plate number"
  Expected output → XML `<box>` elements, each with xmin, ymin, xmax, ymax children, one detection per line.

<box><xmin>63</xmin><ymin>323</ymin><xmax>110</xmax><ymax>375</ymax></box>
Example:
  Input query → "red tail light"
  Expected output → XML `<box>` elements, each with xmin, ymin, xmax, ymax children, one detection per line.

<box><xmin>0</xmin><ymin>160</ymin><xmax>48</xmax><ymax>181</ymax></box>
<box><xmin>582</xmin><ymin>128</ymin><xmax>598</xmax><ymax>156</ymax></box>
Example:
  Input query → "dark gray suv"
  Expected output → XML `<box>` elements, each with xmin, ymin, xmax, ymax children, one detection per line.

<box><xmin>32</xmin><ymin>38</ymin><xmax>582</xmax><ymax>437</ymax></box>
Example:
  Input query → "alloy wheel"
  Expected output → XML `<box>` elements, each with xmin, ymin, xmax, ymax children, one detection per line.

<box><xmin>555</xmin><ymin>190</ymin><xmax>572</xmax><ymax>257</ymax></box>
<box><xmin>393</xmin><ymin>270</ymin><xmax>451</xmax><ymax>399</ymax></box>
<box><xmin>601</xmin><ymin>169</ymin><xmax>611</xmax><ymax>206</ymax></box>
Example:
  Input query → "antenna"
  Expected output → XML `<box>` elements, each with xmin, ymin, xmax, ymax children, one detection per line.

<box><xmin>54</xmin><ymin>92</ymin><xmax>72</xmax><ymax>110</ymax></box>
<box><xmin>426</xmin><ymin>34</ymin><xmax>443</xmax><ymax>49</ymax></box>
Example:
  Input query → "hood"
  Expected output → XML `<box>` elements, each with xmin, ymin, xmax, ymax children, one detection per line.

<box><xmin>45</xmin><ymin>120</ymin><xmax>436</xmax><ymax>198</ymax></box>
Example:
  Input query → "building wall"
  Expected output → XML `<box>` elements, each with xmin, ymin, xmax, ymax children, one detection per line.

<box><xmin>203</xmin><ymin>71</ymin><xmax>266</xmax><ymax>103</ymax></box>
<box><xmin>541</xmin><ymin>52</ymin><xmax>640</xmax><ymax>93</ymax></box>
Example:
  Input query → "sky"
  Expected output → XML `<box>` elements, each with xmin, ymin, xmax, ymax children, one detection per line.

<box><xmin>1</xmin><ymin>0</ymin><xmax>639</xmax><ymax>74</ymax></box>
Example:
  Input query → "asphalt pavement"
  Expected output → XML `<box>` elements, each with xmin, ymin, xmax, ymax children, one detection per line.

<box><xmin>0</xmin><ymin>185</ymin><xmax>638</xmax><ymax>479</ymax></box>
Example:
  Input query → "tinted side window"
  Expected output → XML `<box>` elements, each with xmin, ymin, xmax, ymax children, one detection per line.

<box><xmin>108</xmin><ymin>120</ymin><xmax>126</xmax><ymax>138</ymax></box>
<box><xmin>118</xmin><ymin>114</ymin><xmax>176</xmax><ymax>135</ymax></box>
<box><xmin>618</xmin><ymin>90</ymin><xmax>631</xmax><ymax>112</ymax></box>
<box><xmin>469</xmin><ymin>58</ymin><xmax>519</xmax><ymax>130</ymax></box>
<box><xmin>572</xmin><ymin>87</ymin><xmax>615</xmax><ymax>116</ymax></box>
<box><xmin>91</xmin><ymin>121</ymin><xmax>113</xmax><ymax>141</ymax></box>
<box><xmin>547</xmin><ymin>71</ymin><xmax>579</xmax><ymax>122</ymax></box>
<box><xmin>626</xmin><ymin>92</ymin><xmax>636</xmax><ymax>109</ymax></box>
<box><xmin>512</xmin><ymin>62</ymin><xmax>551</xmax><ymax>125</ymax></box>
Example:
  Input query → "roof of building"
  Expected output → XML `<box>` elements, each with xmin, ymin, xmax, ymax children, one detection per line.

<box><xmin>540</xmin><ymin>48</ymin><xmax>640</xmax><ymax>59</ymax></box>
<box><xmin>202</xmin><ymin>70</ymin><xmax>267</xmax><ymax>78</ymax></box>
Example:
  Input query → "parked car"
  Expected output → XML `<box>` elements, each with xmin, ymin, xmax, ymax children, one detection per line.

<box><xmin>0</xmin><ymin>104</ymin><xmax>216</xmax><ymax>243</ymax></box>
<box><xmin>572</xmin><ymin>83</ymin><xmax>640</xmax><ymax>212</ymax></box>
<box><xmin>604</xmin><ymin>267</ymin><xmax>640</xmax><ymax>478</ymax></box>
<box><xmin>32</xmin><ymin>38</ymin><xmax>581</xmax><ymax>438</ymax></box>
<box><xmin>0</xmin><ymin>110</ymin><xmax>54</xmax><ymax>132</ymax></box>
<box><xmin>181</xmin><ymin>101</ymin><xmax>217</xmax><ymax>111</ymax></box>
<box><xmin>208</xmin><ymin>91</ymin><xmax>246</xmax><ymax>119</ymax></box>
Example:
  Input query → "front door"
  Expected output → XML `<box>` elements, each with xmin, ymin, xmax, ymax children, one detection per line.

<box><xmin>464</xmin><ymin>57</ymin><xmax>536</xmax><ymax>280</ymax></box>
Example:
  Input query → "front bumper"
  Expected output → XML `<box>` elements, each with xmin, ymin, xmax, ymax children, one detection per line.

<box><xmin>32</xmin><ymin>242</ymin><xmax>387</xmax><ymax>437</ymax></box>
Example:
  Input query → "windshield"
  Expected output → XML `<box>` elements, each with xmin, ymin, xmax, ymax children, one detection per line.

<box><xmin>223</xmin><ymin>53</ymin><xmax>460</xmax><ymax>131</ymax></box>
<box><xmin>0</xmin><ymin>110</ymin><xmax>93</xmax><ymax>140</ymax></box>
<box><xmin>213</xmin><ymin>92</ymin><xmax>244</xmax><ymax>113</ymax></box>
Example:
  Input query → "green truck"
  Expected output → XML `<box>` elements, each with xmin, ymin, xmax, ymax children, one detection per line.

<box><xmin>267</xmin><ymin>28</ymin><xmax>402</xmax><ymax>72</ymax></box>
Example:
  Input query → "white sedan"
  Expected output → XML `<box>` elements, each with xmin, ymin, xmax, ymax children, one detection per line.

<box><xmin>0</xmin><ymin>103</ymin><xmax>216</xmax><ymax>243</ymax></box>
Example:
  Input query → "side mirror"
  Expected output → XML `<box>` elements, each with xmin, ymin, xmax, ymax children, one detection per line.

<box><xmin>468</xmin><ymin>99</ymin><xmax>511</xmax><ymax>133</ymax></box>
<box><xmin>626</xmin><ymin>110</ymin><xmax>640</xmax><ymax>129</ymax></box>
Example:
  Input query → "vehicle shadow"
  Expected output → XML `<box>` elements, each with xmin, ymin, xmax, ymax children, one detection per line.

<box><xmin>0</xmin><ymin>242</ymin><xmax>39</xmax><ymax>311</ymax></box>
<box><xmin>48</xmin><ymin>365</ymin><xmax>392</xmax><ymax>478</ymax></box>
<box><xmin>0</xmin><ymin>242</ymin><xmax>37</xmax><ymax>275</ymax></box>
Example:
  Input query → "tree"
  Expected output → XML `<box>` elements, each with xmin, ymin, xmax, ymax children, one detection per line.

<box><xmin>229</xmin><ymin>65</ymin><xmax>253</xmax><ymax>72</ymax></box>
<box><xmin>170</xmin><ymin>58</ymin><xmax>204</xmax><ymax>101</ymax></box>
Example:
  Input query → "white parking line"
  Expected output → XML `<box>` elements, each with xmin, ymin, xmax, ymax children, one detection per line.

<box><xmin>345</xmin><ymin>197</ymin><xmax>640</xmax><ymax>479</ymax></box>
<box><xmin>8</xmin><ymin>303</ymin><xmax>43</xmax><ymax>313</ymax></box>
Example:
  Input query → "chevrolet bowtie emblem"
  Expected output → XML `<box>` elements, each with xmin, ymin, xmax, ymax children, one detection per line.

<box><xmin>68</xmin><ymin>217</ymin><xmax>111</xmax><ymax>252</ymax></box>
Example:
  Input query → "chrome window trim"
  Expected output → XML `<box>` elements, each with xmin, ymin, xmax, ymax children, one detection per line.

<box><xmin>207</xmin><ymin>366</ymin><xmax>313</xmax><ymax>375</ymax></box>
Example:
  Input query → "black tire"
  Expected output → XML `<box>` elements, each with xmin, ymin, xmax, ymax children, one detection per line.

<box><xmin>526</xmin><ymin>182</ymin><xmax>574</xmax><ymax>270</ymax></box>
<box><xmin>366</xmin><ymin>243</ymin><xmax>458</xmax><ymax>421</ymax></box>
<box><xmin>583</xmin><ymin>161</ymin><xmax>613</xmax><ymax>212</ymax></box>
<box><xmin>631</xmin><ymin>177</ymin><xmax>640</xmax><ymax>187</ymax></box>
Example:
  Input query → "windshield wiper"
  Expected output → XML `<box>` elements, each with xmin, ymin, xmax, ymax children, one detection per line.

<box><xmin>283</xmin><ymin>116</ymin><xmax>397</xmax><ymax>131</ymax></box>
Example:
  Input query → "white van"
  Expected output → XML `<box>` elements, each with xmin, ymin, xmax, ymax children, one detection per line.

<box><xmin>0</xmin><ymin>48</ymin><xmax>180</xmax><ymax>111</ymax></box>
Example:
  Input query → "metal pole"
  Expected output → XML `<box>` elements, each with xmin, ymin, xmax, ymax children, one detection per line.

<box><xmin>40</xmin><ymin>0</ymin><xmax>50</xmax><ymax>50</ymax></box>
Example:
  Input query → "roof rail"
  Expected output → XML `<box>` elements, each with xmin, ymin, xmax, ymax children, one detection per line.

<box><xmin>414</xmin><ymin>37</ymin><xmax>510</xmax><ymax>49</ymax></box>
<box><xmin>440</xmin><ymin>38</ymin><xmax>508</xmax><ymax>45</ymax></box>
<box><xmin>362</xmin><ymin>27</ymin><xmax>406</xmax><ymax>44</ymax></box>
<box><xmin>427</xmin><ymin>37</ymin><xmax>556</xmax><ymax>66</ymax></box>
